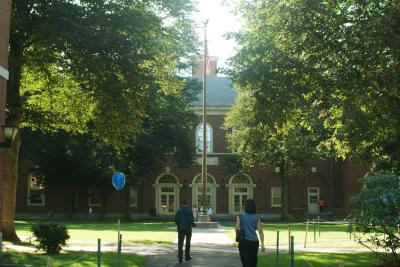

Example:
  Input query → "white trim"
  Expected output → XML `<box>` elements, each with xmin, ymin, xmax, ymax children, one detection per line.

<box><xmin>155</xmin><ymin>173</ymin><xmax>180</xmax><ymax>215</ymax></box>
<box><xmin>0</xmin><ymin>66</ymin><xmax>9</xmax><ymax>80</ymax></box>
<box><xmin>307</xmin><ymin>187</ymin><xmax>320</xmax><ymax>213</ymax></box>
<box><xmin>271</xmin><ymin>187</ymin><xmax>282</xmax><ymax>208</ymax></box>
<box><xmin>191</xmin><ymin>173</ymin><xmax>217</xmax><ymax>210</ymax></box>
<box><xmin>195</xmin><ymin>122</ymin><xmax>213</xmax><ymax>154</ymax></box>
<box><xmin>228</xmin><ymin>173</ymin><xmax>254</xmax><ymax>214</ymax></box>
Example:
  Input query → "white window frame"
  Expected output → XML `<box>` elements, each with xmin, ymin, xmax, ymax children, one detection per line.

<box><xmin>196</xmin><ymin>123</ymin><xmax>213</xmax><ymax>154</ymax></box>
<box><xmin>191</xmin><ymin>173</ymin><xmax>217</xmax><ymax>211</ymax></box>
<box><xmin>155</xmin><ymin>173</ymin><xmax>179</xmax><ymax>215</ymax></box>
<box><xmin>271</xmin><ymin>187</ymin><xmax>282</xmax><ymax>207</ymax></box>
<box><xmin>27</xmin><ymin>172</ymin><xmax>45</xmax><ymax>206</ymax></box>
<box><xmin>88</xmin><ymin>186</ymin><xmax>101</xmax><ymax>207</ymax></box>
<box><xmin>228</xmin><ymin>174</ymin><xmax>254</xmax><ymax>214</ymax></box>
<box><xmin>129</xmin><ymin>187</ymin><xmax>138</xmax><ymax>207</ymax></box>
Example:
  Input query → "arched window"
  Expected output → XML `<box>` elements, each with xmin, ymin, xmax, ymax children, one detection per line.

<box><xmin>196</xmin><ymin>123</ymin><xmax>213</xmax><ymax>153</ymax></box>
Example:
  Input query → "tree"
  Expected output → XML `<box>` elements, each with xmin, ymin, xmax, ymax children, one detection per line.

<box><xmin>3</xmin><ymin>0</ymin><xmax>198</xmax><ymax>241</ymax></box>
<box><xmin>350</xmin><ymin>170</ymin><xmax>400</xmax><ymax>264</ymax></box>
<box><xmin>226</xmin><ymin>0</ymin><xmax>400</xmax><ymax>218</ymax></box>
<box><xmin>225</xmin><ymin>1</ymin><xmax>324</xmax><ymax>219</ymax></box>
<box><xmin>21</xmin><ymin>129</ymin><xmax>115</xmax><ymax>216</ymax></box>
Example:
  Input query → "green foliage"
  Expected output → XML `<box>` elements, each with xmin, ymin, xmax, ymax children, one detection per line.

<box><xmin>227</xmin><ymin>0</ymin><xmax>400</xmax><ymax>218</ymax></box>
<box><xmin>20</xmin><ymin>66</ymin><xmax>95</xmax><ymax>133</ymax></box>
<box><xmin>221</xmin><ymin>154</ymin><xmax>245</xmax><ymax>175</ymax></box>
<box><xmin>350</xmin><ymin>171</ymin><xmax>400</xmax><ymax>263</ymax></box>
<box><xmin>31</xmin><ymin>222</ymin><xmax>70</xmax><ymax>254</ymax></box>
<box><xmin>11</xmin><ymin>0</ymin><xmax>199</xmax><ymax>147</ymax></box>
<box><xmin>20</xmin><ymin>77</ymin><xmax>200</xmax><ymax>190</ymax></box>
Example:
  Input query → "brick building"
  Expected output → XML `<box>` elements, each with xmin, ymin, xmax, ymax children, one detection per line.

<box><xmin>15</xmin><ymin>58</ymin><xmax>367</xmax><ymax>220</ymax></box>
<box><xmin>0</xmin><ymin>0</ymin><xmax>12</xmax><ymax>224</ymax></box>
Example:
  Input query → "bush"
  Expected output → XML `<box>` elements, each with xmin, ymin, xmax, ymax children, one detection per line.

<box><xmin>31</xmin><ymin>222</ymin><xmax>70</xmax><ymax>254</ymax></box>
<box><xmin>350</xmin><ymin>171</ymin><xmax>400</xmax><ymax>264</ymax></box>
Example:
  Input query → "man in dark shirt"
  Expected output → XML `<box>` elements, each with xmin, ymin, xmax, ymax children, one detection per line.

<box><xmin>175</xmin><ymin>200</ymin><xmax>195</xmax><ymax>262</ymax></box>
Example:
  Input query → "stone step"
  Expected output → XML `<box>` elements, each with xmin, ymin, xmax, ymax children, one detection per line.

<box><xmin>195</xmin><ymin>222</ymin><xmax>219</xmax><ymax>228</ymax></box>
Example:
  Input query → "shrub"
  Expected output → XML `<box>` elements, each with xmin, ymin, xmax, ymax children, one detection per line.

<box><xmin>350</xmin><ymin>171</ymin><xmax>400</xmax><ymax>264</ymax></box>
<box><xmin>31</xmin><ymin>222</ymin><xmax>70</xmax><ymax>254</ymax></box>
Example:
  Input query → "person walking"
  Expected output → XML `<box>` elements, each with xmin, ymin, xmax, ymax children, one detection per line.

<box><xmin>319</xmin><ymin>198</ymin><xmax>325</xmax><ymax>212</ymax></box>
<box><xmin>236</xmin><ymin>198</ymin><xmax>265</xmax><ymax>267</ymax></box>
<box><xmin>175</xmin><ymin>200</ymin><xmax>196</xmax><ymax>263</ymax></box>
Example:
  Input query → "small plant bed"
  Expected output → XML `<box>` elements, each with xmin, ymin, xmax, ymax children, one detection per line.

<box><xmin>0</xmin><ymin>248</ymin><xmax>145</xmax><ymax>267</ymax></box>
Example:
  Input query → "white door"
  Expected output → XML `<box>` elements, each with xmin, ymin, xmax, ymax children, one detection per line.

<box><xmin>308</xmin><ymin>187</ymin><xmax>320</xmax><ymax>213</ymax></box>
<box><xmin>233</xmin><ymin>188</ymin><xmax>248</xmax><ymax>213</ymax></box>
<box><xmin>159</xmin><ymin>186</ymin><xmax>176</xmax><ymax>215</ymax></box>
<box><xmin>192</xmin><ymin>174</ymin><xmax>216</xmax><ymax>210</ymax></box>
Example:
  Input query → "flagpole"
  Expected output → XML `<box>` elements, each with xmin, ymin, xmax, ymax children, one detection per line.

<box><xmin>202</xmin><ymin>19</ymin><xmax>209</xmax><ymax>212</ymax></box>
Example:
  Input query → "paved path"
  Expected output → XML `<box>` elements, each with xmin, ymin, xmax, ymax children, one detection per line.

<box><xmin>5</xmin><ymin>228</ymin><xmax>376</xmax><ymax>267</ymax></box>
<box><xmin>143</xmin><ymin>228</ymin><xmax>241</xmax><ymax>267</ymax></box>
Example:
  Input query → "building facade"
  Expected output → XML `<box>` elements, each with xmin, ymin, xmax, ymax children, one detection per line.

<box><xmin>15</xmin><ymin>58</ymin><xmax>367</xmax><ymax>220</ymax></box>
<box><xmin>0</xmin><ymin>0</ymin><xmax>13</xmax><ymax>225</ymax></box>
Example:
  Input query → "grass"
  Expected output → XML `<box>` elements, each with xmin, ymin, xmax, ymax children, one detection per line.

<box><xmin>15</xmin><ymin>220</ymin><xmax>176</xmax><ymax>245</ymax></box>
<box><xmin>220</xmin><ymin>221</ymin><xmax>365</xmax><ymax>248</ymax></box>
<box><xmin>258</xmin><ymin>252</ymin><xmax>384</xmax><ymax>267</ymax></box>
<box><xmin>0</xmin><ymin>248</ymin><xmax>145</xmax><ymax>267</ymax></box>
<box><xmin>9</xmin><ymin>220</ymin><xmax>391</xmax><ymax>267</ymax></box>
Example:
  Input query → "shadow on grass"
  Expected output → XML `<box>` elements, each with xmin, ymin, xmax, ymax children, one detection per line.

<box><xmin>16</xmin><ymin>220</ymin><xmax>176</xmax><ymax>232</ymax></box>
<box><xmin>0</xmin><ymin>249</ymin><xmax>145</xmax><ymax>267</ymax></box>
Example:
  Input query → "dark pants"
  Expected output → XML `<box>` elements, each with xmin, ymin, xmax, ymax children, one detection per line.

<box><xmin>238</xmin><ymin>239</ymin><xmax>259</xmax><ymax>267</ymax></box>
<box><xmin>177</xmin><ymin>230</ymin><xmax>192</xmax><ymax>260</ymax></box>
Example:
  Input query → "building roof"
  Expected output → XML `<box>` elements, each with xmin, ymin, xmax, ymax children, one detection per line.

<box><xmin>192</xmin><ymin>77</ymin><xmax>237</xmax><ymax>107</ymax></box>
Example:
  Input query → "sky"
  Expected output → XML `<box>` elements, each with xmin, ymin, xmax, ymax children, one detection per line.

<box><xmin>194</xmin><ymin>0</ymin><xmax>241</xmax><ymax>69</ymax></box>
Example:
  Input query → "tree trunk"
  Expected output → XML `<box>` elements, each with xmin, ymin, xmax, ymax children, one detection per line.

<box><xmin>0</xmin><ymin>133</ymin><xmax>21</xmax><ymax>242</ymax></box>
<box><xmin>280</xmin><ymin>164</ymin><xmax>290</xmax><ymax>220</ymax></box>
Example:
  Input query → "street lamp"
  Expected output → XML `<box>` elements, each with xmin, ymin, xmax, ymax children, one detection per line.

<box><xmin>0</xmin><ymin>125</ymin><xmax>18</xmax><ymax>148</ymax></box>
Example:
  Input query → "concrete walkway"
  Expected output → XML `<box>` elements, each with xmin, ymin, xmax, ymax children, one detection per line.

<box><xmin>5</xmin><ymin>228</ymin><xmax>376</xmax><ymax>266</ymax></box>
<box><xmin>143</xmin><ymin>227</ymin><xmax>241</xmax><ymax>267</ymax></box>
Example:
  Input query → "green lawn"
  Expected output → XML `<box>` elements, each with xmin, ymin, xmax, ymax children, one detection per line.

<box><xmin>220</xmin><ymin>221</ymin><xmax>364</xmax><ymax>248</ymax></box>
<box><xmin>258</xmin><ymin>252</ymin><xmax>384</xmax><ymax>267</ymax></box>
<box><xmin>9</xmin><ymin>220</ymin><xmax>390</xmax><ymax>267</ymax></box>
<box><xmin>15</xmin><ymin>220</ymin><xmax>176</xmax><ymax>245</ymax></box>
<box><xmin>0</xmin><ymin>249</ymin><xmax>145</xmax><ymax>267</ymax></box>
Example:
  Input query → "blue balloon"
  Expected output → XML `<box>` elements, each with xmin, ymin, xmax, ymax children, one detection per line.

<box><xmin>112</xmin><ymin>172</ymin><xmax>126</xmax><ymax>191</ymax></box>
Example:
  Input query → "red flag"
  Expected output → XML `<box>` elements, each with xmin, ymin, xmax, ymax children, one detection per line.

<box><xmin>205</xmin><ymin>56</ymin><xmax>211</xmax><ymax>75</ymax></box>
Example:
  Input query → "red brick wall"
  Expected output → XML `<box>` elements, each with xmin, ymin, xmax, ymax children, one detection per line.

<box><xmin>0</xmin><ymin>0</ymin><xmax>12</xmax><ymax>221</ymax></box>
<box><xmin>15</xmin><ymin>112</ymin><xmax>369</xmax><ymax>218</ymax></box>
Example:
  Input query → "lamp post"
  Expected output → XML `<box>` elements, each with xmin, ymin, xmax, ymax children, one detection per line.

<box><xmin>0</xmin><ymin>125</ymin><xmax>17</xmax><ymax>148</ymax></box>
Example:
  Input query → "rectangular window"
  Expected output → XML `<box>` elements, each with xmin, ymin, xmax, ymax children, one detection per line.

<box><xmin>129</xmin><ymin>187</ymin><xmax>137</xmax><ymax>207</ymax></box>
<box><xmin>89</xmin><ymin>186</ymin><xmax>101</xmax><ymax>207</ymax></box>
<box><xmin>271</xmin><ymin>187</ymin><xmax>282</xmax><ymax>207</ymax></box>
<box><xmin>196</xmin><ymin>124</ymin><xmax>212</xmax><ymax>153</ymax></box>
<box><xmin>27</xmin><ymin>174</ymin><xmax>45</xmax><ymax>206</ymax></box>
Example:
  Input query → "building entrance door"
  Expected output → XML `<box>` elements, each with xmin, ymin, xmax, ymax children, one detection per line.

<box><xmin>192</xmin><ymin>174</ymin><xmax>216</xmax><ymax>211</ymax></box>
<box><xmin>308</xmin><ymin>187</ymin><xmax>320</xmax><ymax>213</ymax></box>
<box><xmin>160</xmin><ymin>187</ymin><xmax>176</xmax><ymax>215</ymax></box>
<box><xmin>229</xmin><ymin>174</ymin><xmax>254</xmax><ymax>214</ymax></box>
<box><xmin>156</xmin><ymin>174</ymin><xmax>179</xmax><ymax>215</ymax></box>
<box><xmin>233</xmin><ymin>189</ymin><xmax>248</xmax><ymax>213</ymax></box>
